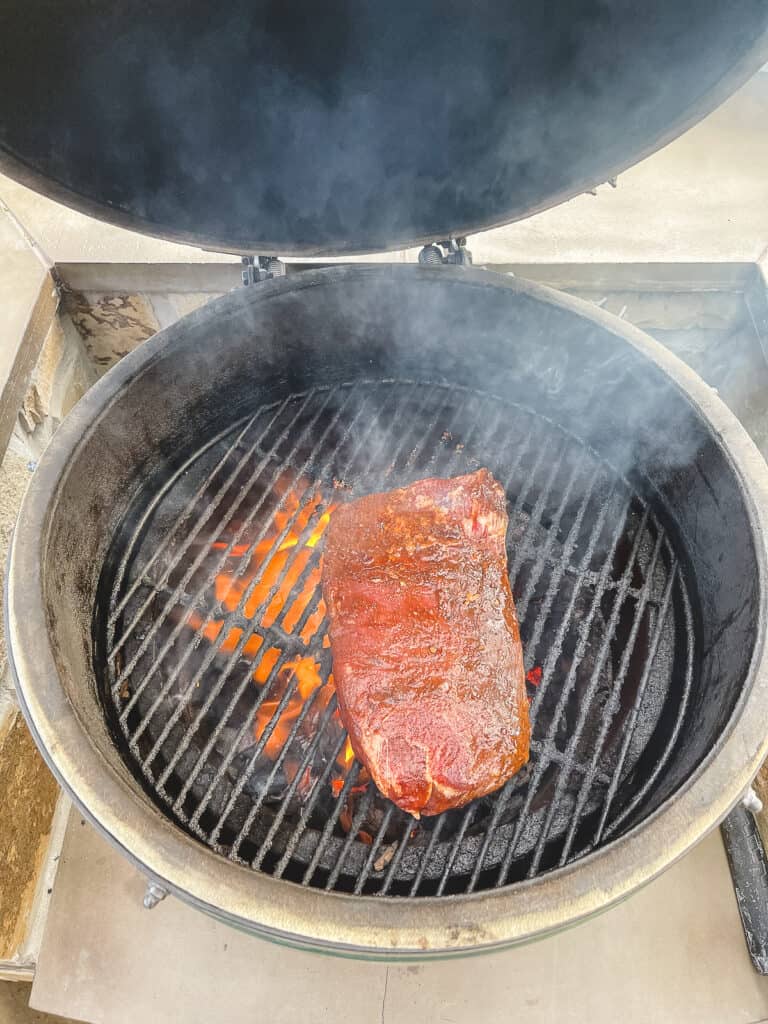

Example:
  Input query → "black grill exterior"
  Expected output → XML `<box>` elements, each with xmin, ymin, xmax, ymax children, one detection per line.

<box><xmin>10</xmin><ymin>267</ymin><xmax>768</xmax><ymax>955</ymax></box>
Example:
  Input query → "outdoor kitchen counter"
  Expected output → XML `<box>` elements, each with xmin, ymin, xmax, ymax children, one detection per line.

<box><xmin>29</xmin><ymin>810</ymin><xmax>768</xmax><ymax>1024</ymax></box>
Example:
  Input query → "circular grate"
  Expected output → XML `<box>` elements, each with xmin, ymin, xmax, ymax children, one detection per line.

<box><xmin>98</xmin><ymin>379</ymin><xmax>693</xmax><ymax>896</ymax></box>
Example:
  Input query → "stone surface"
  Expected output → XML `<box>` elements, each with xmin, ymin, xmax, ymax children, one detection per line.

<box><xmin>14</xmin><ymin>317</ymin><xmax>96</xmax><ymax>458</ymax></box>
<box><xmin>63</xmin><ymin>291</ymin><xmax>159</xmax><ymax>376</ymax></box>
<box><xmin>33</xmin><ymin>817</ymin><xmax>388</xmax><ymax>1024</ymax></box>
<box><xmin>0</xmin><ymin>981</ymin><xmax>80</xmax><ymax>1024</ymax></box>
<box><xmin>0</xmin><ymin>712</ymin><xmax>59</xmax><ymax>963</ymax></box>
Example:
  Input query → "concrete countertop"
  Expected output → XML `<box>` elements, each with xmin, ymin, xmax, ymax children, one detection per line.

<box><xmin>29</xmin><ymin>814</ymin><xmax>768</xmax><ymax>1024</ymax></box>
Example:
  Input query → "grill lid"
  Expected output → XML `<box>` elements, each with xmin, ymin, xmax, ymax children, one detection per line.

<box><xmin>1</xmin><ymin>1</ymin><xmax>767</xmax><ymax>256</ymax></box>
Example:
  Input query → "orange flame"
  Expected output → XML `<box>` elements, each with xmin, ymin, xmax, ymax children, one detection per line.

<box><xmin>186</xmin><ymin>477</ymin><xmax>362</xmax><ymax>797</ymax></box>
<box><xmin>254</xmin><ymin>655</ymin><xmax>324</xmax><ymax>759</ymax></box>
<box><xmin>339</xmin><ymin>736</ymin><xmax>355</xmax><ymax>769</ymax></box>
<box><xmin>213</xmin><ymin>491</ymin><xmax>333</xmax><ymax>627</ymax></box>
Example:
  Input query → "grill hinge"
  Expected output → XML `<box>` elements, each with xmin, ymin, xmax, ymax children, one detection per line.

<box><xmin>418</xmin><ymin>237</ymin><xmax>473</xmax><ymax>267</ymax></box>
<box><xmin>241</xmin><ymin>255</ymin><xmax>286</xmax><ymax>286</ymax></box>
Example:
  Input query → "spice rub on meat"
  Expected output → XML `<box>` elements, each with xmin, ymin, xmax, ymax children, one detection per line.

<box><xmin>321</xmin><ymin>469</ymin><xmax>530</xmax><ymax>817</ymax></box>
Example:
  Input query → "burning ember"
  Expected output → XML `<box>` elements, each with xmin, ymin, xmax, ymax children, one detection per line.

<box><xmin>526</xmin><ymin>666</ymin><xmax>542</xmax><ymax>687</ymax></box>
<box><xmin>186</xmin><ymin>474</ymin><xmax>362</xmax><ymax>801</ymax></box>
<box><xmin>253</xmin><ymin>655</ymin><xmax>326</xmax><ymax>760</ymax></box>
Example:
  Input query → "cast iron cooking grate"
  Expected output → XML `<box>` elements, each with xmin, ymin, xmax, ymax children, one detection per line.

<box><xmin>98</xmin><ymin>379</ymin><xmax>694</xmax><ymax>896</ymax></box>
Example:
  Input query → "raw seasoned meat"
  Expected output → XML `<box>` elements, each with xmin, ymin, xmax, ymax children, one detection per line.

<box><xmin>321</xmin><ymin>469</ymin><xmax>529</xmax><ymax>817</ymax></box>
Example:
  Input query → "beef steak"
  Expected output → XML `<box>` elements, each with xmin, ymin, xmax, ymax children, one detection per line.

<box><xmin>321</xmin><ymin>468</ymin><xmax>529</xmax><ymax>817</ymax></box>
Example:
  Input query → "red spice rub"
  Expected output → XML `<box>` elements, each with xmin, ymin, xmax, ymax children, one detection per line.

<box><xmin>322</xmin><ymin>469</ymin><xmax>529</xmax><ymax>817</ymax></box>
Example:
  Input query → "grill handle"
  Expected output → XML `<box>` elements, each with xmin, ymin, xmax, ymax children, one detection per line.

<box><xmin>721</xmin><ymin>800</ymin><xmax>768</xmax><ymax>974</ymax></box>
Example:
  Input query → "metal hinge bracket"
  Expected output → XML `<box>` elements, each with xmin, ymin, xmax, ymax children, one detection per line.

<box><xmin>241</xmin><ymin>255</ymin><xmax>286</xmax><ymax>286</ymax></box>
<box><xmin>418</xmin><ymin>237</ymin><xmax>473</xmax><ymax>267</ymax></box>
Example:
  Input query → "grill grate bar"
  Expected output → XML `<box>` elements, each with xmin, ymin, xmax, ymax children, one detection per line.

<box><xmin>226</xmin><ymin>667</ymin><xmax>330</xmax><ymax>858</ymax></box>
<box><xmin>177</xmin><ymin>568</ymin><xmax>331</xmax><ymax>820</ymax></box>
<box><xmin>197</xmin><ymin>667</ymin><xmax>311</xmax><ymax>828</ymax></box>
<box><xmin>557</xmin><ymin>527</ymin><xmax>667</xmax><ymax>865</ymax></box>
<box><xmin>110</xmin><ymin>399</ymin><xmax>294</xmax><ymax>655</ymax></box>
<box><xmin>523</xmin><ymin>485</ymin><xmax>632</xmax><ymax>736</ymax></box>
<box><xmin>140</xmin><ymin>501</ymin><xmax>331</xmax><ymax>772</ymax></box>
<box><xmin>194</xmin><ymin>382</ymin><xmax>448</xmax><ymax>840</ymax></box>
<box><xmin>380</xmin><ymin>819</ymin><xmax>418</xmax><ymax>895</ymax></box>
<box><xmin>605</xmin><ymin>560</ymin><xmax>693</xmax><ymax>839</ymax></box>
<box><xmin>164</xmin><ymin>609</ymin><xmax>318</xmax><ymax>802</ymax></box>
<box><xmin>528</xmin><ymin>739</ymin><xmax>611</xmax><ymax>785</ymax></box>
<box><xmin>518</xmin><ymin>466</ymin><xmax>607</xmax><ymax>678</ymax></box>
<box><xmin>353</xmin><ymin>805</ymin><xmax>395</xmax><ymax>895</ymax></box>
<box><xmin>274</xmin><ymin>728</ymin><xmax>351</xmax><ymax>879</ymax></box>
<box><xmin>506</xmin><ymin>438</ymin><xmax>560</xmax><ymax>544</ymax></box>
<box><xmin>506</xmin><ymin>439</ymin><xmax>571</xmax><ymax>587</ymax></box>
<box><xmin>495</xmin><ymin>487</ymin><xmax>630</xmax><ymax>886</ymax></box>
<box><xmin>187</xmin><ymin>578</ymin><xmax>334</xmax><ymax>830</ymax></box>
<box><xmin>146</xmin><ymin>387</ymin><xmax>396</xmax><ymax>783</ymax></box>
<box><xmin>595</xmin><ymin>561</ymin><xmax>679</xmax><ymax>843</ymax></box>
<box><xmin>515</xmin><ymin>456</ymin><xmax>601</xmax><ymax>624</ymax></box>
<box><xmin>604</xmin><ymin>592</ymin><xmax>691</xmax><ymax>840</ymax></box>
<box><xmin>113</xmin><ymin>386</ymin><xmax>341</xmax><ymax>702</ymax></box>
<box><xmin>409</xmin><ymin>816</ymin><xmax>446</xmax><ymax>896</ymax></box>
<box><xmin>203</xmin><ymin>655</ymin><xmax>313</xmax><ymax>842</ymax></box>
<box><xmin>465</xmin><ymin>775</ymin><xmax>516</xmax><ymax>893</ymax></box>
<box><xmin>251</xmin><ymin>693</ymin><xmax>341</xmax><ymax>869</ymax></box>
<box><xmin>108</xmin><ymin>413</ymin><xmax>260</xmax><ymax>629</ymax></box>
<box><xmin>436</xmin><ymin>805</ymin><xmax>475</xmax><ymax>896</ymax></box>
<box><xmin>524</xmin><ymin>504</ymin><xmax>653</xmax><ymax>879</ymax></box>
<box><xmin>404</xmin><ymin>386</ymin><xmax>486</xmax><ymax>475</ymax></box>
<box><xmin>190</xmin><ymin>643</ymin><xmax>313</xmax><ymax>833</ymax></box>
<box><xmin>301</xmin><ymin>761</ymin><xmax>363</xmax><ymax>886</ymax></box>
<box><xmin>326</xmin><ymin>786</ymin><xmax>376</xmax><ymax>891</ymax></box>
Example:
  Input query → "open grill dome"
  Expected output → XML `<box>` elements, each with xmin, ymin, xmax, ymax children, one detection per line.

<box><xmin>0</xmin><ymin>1</ymin><xmax>767</xmax><ymax>254</ymax></box>
<box><xmin>8</xmin><ymin>266</ymin><xmax>768</xmax><ymax>956</ymax></box>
